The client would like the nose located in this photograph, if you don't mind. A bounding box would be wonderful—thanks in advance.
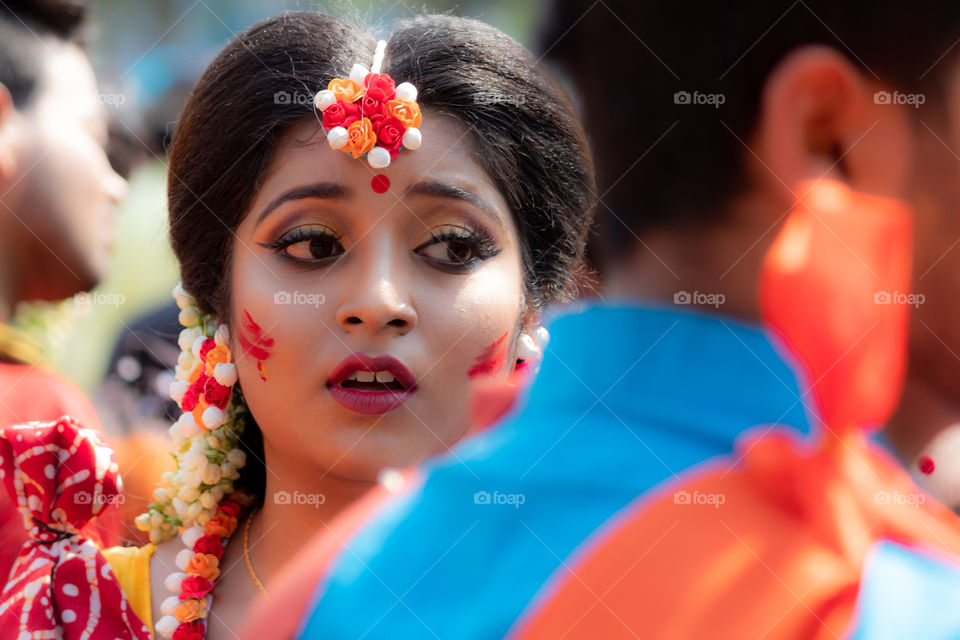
[336,251,417,336]
[104,166,128,205]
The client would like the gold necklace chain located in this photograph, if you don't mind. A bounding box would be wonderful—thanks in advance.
[243,510,268,595]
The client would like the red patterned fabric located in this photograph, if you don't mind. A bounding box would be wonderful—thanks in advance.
[0,363,122,580]
[0,416,151,640]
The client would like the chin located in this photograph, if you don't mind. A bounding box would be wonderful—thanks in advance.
[54,251,107,300]
[322,440,426,483]
[44,272,101,303]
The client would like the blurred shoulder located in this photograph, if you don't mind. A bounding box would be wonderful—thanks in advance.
[0,362,102,430]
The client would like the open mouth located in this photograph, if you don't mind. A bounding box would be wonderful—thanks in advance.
[327,353,418,415]
[338,370,408,392]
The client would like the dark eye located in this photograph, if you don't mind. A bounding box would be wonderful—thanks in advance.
[414,226,500,272]
[419,237,478,264]
[266,226,344,263]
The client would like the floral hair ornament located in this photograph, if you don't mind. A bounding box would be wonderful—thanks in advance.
[313,39,422,169]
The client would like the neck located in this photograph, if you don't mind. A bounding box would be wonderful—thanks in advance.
[603,217,773,322]
[245,447,377,588]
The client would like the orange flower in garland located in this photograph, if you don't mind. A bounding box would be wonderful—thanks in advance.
[204,512,237,538]
[313,40,423,169]
[191,399,208,429]
[174,599,208,623]
[187,364,203,384]
[203,344,231,375]
[185,553,221,582]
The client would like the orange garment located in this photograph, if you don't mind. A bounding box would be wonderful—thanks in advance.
[111,431,177,546]
[508,429,960,640]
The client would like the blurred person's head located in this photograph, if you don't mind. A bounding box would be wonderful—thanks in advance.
[544,0,960,401]
[164,12,594,504]
[0,0,127,313]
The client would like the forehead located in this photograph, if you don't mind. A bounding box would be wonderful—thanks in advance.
[260,111,505,206]
[33,41,102,120]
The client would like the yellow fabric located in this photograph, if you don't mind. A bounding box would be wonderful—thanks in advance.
[102,543,156,639]
[0,322,44,365]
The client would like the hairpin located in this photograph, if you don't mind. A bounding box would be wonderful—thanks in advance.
[313,40,422,169]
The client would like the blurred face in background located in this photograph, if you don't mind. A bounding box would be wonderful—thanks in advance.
[0,40,127,301]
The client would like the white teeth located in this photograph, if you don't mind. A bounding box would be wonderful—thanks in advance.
[343,370,398,384]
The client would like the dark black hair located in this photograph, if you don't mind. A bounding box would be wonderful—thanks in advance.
[542,0,960,265]
[0,0,88,107]
[169,11,594,315]
[167,11,596,497]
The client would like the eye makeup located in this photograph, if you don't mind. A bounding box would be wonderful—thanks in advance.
[261,224,345,263]
[414,223,501,272]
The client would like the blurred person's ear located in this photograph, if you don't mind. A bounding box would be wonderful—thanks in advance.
[0,84,17,181]
[752,45,914,209]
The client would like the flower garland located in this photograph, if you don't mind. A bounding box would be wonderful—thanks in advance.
[314,40,422,169]
[154,496,246,639]
[133,284,255,638]
[134,283,248,545]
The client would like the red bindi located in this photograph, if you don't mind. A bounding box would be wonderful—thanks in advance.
[371,174,391,194]
[918,455,935,475]
[468,332,509,378]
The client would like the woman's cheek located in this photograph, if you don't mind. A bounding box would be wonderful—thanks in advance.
[237,308,275,381]
[468,331,509,378]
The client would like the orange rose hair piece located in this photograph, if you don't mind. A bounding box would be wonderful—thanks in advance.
[313,40,422,169]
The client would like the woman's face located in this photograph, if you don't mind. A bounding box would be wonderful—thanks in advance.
[230,112,528,481]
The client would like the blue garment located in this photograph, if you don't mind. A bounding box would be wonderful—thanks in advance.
[848,540,960,639]
[298,303,816,639]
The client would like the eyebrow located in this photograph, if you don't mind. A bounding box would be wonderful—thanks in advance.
[403,181,500,222]
[256,182,351,224]
[255,180,501,227]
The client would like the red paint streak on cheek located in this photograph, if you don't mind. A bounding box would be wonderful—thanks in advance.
[468,331,509,379]
[239,309,275,381]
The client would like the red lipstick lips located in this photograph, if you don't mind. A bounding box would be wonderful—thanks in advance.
[327,353,417,415]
